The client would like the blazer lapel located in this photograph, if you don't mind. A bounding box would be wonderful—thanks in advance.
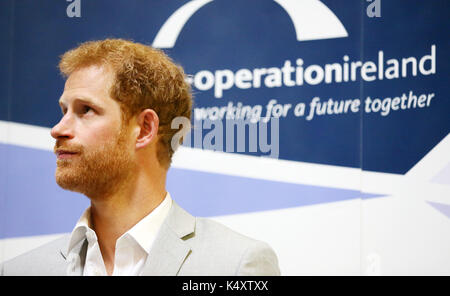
[141,201,196,276]
[60,238,88,276]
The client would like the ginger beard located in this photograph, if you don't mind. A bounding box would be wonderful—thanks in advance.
[54,124,136,199]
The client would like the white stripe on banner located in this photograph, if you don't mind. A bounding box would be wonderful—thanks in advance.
[1,120,449,201]
[0,120,54,151]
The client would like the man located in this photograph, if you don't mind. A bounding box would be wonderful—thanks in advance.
[1,39,280,276]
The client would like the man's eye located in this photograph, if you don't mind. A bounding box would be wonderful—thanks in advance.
[83,106,92,114]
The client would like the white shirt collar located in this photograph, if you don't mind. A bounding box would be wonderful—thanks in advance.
[126,193,172,253]
[67,192,173,256]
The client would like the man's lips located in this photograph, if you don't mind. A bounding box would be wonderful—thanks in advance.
[55,150,79,159]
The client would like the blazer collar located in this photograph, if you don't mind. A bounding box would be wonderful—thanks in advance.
[140,201,195,275]
[60,200,196,276]
[60,237,88,276]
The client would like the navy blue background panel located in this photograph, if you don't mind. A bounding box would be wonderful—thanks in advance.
[0,0,14,121]
[361,0,450,174]
[1,0,449,174]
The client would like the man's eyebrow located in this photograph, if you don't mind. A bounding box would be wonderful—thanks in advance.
[59,97,103,109]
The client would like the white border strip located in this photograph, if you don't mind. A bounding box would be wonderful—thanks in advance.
[0,120,54,151]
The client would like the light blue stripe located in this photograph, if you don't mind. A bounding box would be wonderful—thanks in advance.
[168,168,379,217]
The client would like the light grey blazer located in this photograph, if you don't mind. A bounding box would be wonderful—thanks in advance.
[1,201,280,276]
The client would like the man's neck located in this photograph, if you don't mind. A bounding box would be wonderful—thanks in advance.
[88,170,167,275]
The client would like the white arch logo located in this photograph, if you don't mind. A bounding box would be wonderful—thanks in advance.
[152,0,348,48]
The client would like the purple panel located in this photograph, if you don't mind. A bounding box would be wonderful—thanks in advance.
[427,201,450,219]
[1,143,89,239]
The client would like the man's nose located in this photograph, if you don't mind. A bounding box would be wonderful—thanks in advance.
[50,114,74,140]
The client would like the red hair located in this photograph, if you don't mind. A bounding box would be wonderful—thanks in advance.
[59,39,192,168]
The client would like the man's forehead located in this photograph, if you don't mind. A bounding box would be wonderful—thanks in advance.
[64,64,114,90]
[59,65,114,106]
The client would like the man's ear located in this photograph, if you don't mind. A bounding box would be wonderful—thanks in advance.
[135,109,159,150]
